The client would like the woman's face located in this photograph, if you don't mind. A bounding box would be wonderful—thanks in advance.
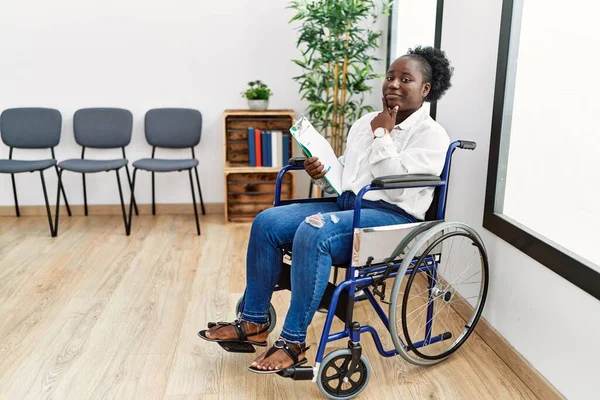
[382,56,431,113]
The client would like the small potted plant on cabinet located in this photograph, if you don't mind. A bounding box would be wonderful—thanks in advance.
[242,80,273,110]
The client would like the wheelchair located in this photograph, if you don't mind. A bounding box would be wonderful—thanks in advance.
[235,140,489,399]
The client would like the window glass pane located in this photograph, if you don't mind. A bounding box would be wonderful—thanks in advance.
[497,0,600,268]
[389,0,438,115]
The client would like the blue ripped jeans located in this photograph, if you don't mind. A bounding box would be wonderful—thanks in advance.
[241,191,417,343]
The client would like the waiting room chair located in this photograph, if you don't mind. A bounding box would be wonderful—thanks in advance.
[127,108,205,236]
[0,107,71,236]
[54,107,137,235]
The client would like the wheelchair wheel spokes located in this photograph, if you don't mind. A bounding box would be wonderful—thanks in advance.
[389,222,489,366]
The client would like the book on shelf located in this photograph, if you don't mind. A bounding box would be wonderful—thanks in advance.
[281,133,290,167]
[261,131,271,167]
[254,128,262,167]
[271,130,282,168]
[246,128,291,168]
[247,127,256,166]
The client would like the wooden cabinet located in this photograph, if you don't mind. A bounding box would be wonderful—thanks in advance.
[223,109,296,222]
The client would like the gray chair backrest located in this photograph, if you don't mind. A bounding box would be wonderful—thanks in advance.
[145,108,202,149]
[0,107,62,149]
[73,108,133,148]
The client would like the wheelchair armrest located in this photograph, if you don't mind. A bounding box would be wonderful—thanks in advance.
[371,174,441,189]
[288,157,306,168]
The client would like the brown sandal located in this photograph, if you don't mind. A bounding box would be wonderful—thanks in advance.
[248,339,310,374]
[198,319,269,347]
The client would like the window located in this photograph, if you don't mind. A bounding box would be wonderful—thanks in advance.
[387,0,444,117]
[485,0,600,300]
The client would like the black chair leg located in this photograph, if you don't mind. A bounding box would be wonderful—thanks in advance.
[152,172,156,215]
[188,169,200,235]
[127,168,138,235]
[193,166,206,215]
[115,169,129,236]
[82,173,88,216]
[39,170,55,237]
[54,169,64,236]
[125,165,139,216]
[55,165,71,217]
[11,173,20,217]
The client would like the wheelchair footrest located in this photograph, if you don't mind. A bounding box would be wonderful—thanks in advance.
[217,341,256,353]
[277,366,314,380]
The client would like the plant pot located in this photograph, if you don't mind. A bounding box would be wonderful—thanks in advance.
[248,99,269,111]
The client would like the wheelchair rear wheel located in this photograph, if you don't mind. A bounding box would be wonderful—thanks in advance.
[317,349,372,400]
[235,296,277,333]
[389,222,489,366]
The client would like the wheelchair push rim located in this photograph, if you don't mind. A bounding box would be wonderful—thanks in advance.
[389,221,489,365]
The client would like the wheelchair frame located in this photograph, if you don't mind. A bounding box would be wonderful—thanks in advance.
[264,140,476,381]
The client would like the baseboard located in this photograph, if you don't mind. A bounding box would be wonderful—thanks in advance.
[452,299,564,399]
[0,202,224,216]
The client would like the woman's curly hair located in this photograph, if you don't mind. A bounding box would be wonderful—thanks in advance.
[406,46,454,102]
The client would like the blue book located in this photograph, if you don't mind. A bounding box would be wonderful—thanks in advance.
[262,131,269,167]
[281,134,290,166]
[266,131,272,166]
[247,127,256,166]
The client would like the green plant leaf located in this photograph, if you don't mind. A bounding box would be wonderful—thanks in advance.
[289,0,387,154]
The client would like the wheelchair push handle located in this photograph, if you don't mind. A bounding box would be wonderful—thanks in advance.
[458,140,476,150]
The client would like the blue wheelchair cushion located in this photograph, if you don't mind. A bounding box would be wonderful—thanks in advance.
[0,159,56,173]
[132,158,198,172]
[58,158,128,173]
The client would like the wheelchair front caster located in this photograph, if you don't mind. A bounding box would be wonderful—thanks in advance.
[317,349,372,400]
[235,296,277,333]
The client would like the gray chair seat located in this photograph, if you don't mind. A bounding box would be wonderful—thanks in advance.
[59,158,128,173]
[0,159,56,173]
[133,158,198,172]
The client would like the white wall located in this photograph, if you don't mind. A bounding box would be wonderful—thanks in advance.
[0,0,386,207]
[437,1,600,398]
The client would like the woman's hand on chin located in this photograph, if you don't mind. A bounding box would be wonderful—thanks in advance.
[370,96,398,133]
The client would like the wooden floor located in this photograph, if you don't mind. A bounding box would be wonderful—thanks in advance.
[0,214,539,400]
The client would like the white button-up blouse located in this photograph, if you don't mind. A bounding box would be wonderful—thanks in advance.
[318,105,450,220]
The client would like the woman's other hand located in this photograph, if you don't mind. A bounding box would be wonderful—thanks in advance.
[304,157,327,179]
[370,96,399,133]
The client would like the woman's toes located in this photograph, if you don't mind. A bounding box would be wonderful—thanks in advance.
[252,353,265,367]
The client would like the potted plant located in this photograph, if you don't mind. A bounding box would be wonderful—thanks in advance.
[289,0,391,156]
[242,80,273,111]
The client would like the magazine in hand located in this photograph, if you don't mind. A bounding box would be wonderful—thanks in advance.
[289,116,343,195]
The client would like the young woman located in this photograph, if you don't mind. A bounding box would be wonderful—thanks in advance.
[200,46,454,374]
